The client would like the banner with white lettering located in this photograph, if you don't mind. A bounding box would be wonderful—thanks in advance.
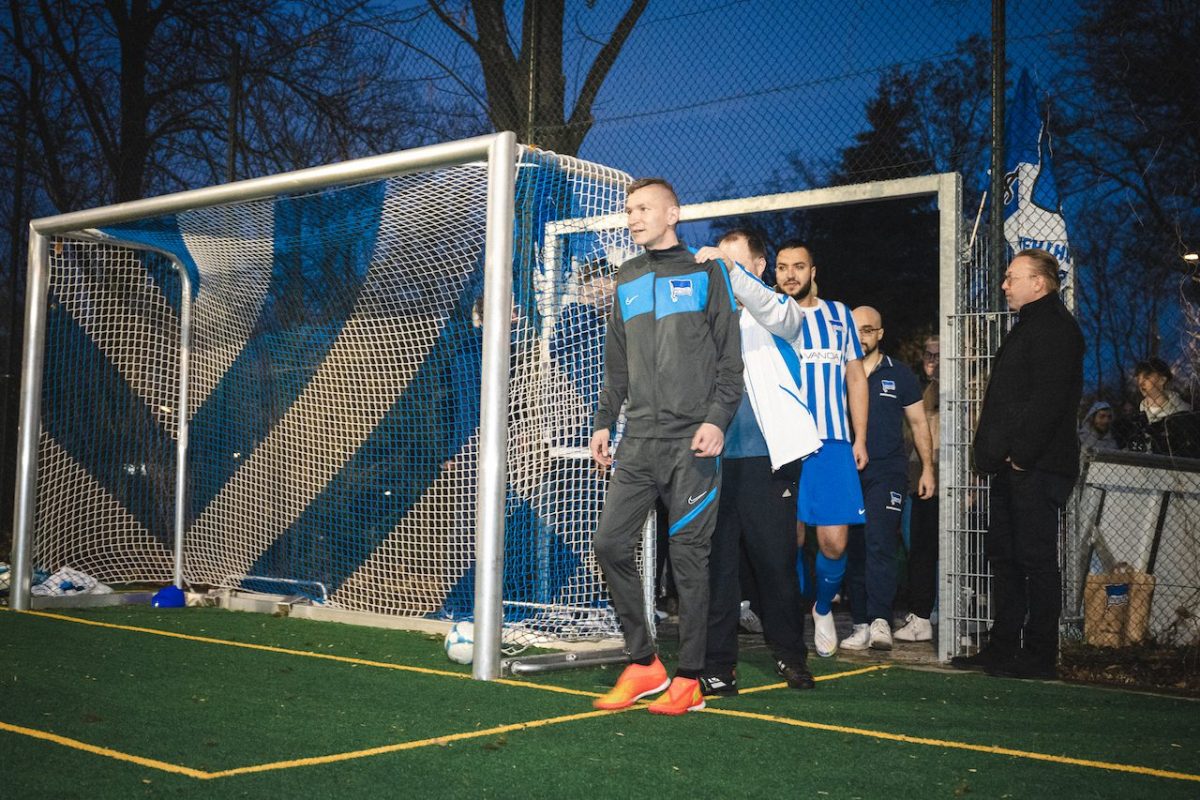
[1003,69,1075,308]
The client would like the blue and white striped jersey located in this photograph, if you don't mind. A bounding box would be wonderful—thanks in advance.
[790,298,863,442]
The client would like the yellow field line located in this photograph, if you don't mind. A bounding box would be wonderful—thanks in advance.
[700,706,1200,784]
[733,662,891,695]
[182,666,902,777]
[7,609,883,700]
[0,721,210,779]
[1,621,1192,786]
[14,609,1189,784]
[8,609,595,699]
[207,707,638,778]
[206,664,908,778]
[0,707,639,781]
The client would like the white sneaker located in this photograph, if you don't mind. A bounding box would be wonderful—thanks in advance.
[840,623,870,651]
[869,618,893,650]
[893,613,933,642]
[738,600,763,634]
[812,607,838,657]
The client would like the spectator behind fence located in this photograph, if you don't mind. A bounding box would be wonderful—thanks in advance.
[1110,399,1141,450]
[1129,358,1193,455]
[956,248,1084,681]
[1078,401,1119,453]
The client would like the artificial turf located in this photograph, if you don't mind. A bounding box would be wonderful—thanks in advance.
[1,606,1196,799]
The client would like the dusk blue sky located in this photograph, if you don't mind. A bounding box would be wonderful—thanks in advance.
[409,0,1087,252]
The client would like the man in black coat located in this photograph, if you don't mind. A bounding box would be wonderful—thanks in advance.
[954,249,1083,680]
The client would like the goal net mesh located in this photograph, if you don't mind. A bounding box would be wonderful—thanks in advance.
[32,147,638,649]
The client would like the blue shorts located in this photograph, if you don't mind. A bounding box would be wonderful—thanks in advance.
[797,440,867,526]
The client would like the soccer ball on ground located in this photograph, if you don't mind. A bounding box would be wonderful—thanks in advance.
[444,621,474,664]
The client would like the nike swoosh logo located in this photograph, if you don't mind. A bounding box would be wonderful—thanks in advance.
[688,491,708,505]
[625,295,637,305]
[857,508,866,515]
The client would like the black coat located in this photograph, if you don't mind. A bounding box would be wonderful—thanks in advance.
[973,292,1085,478]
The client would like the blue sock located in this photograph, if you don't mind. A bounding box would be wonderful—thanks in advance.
[814,552,846,616]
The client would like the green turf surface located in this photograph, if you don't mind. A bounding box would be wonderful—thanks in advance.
[1,606,1196,799]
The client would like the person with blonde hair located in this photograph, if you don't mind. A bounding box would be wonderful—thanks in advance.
[590,178,742,715]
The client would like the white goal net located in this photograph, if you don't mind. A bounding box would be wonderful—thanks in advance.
[22,140,641,656]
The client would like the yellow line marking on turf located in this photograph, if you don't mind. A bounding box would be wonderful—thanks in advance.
[16,611,1190,784]
[8,609,596,699]
[733,663,892,695]
[206,707,638,778]
[0,721,210,779]
[699,706,1200,784]
[0,708,640,781]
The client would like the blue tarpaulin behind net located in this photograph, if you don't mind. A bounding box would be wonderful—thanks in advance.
[52,153,602,618]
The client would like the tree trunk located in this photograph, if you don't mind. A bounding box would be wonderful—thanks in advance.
[114,2,155,203]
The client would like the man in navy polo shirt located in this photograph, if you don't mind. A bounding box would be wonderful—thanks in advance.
[840,306,935,651]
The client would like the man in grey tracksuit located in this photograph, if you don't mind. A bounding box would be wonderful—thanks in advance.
[590,178,742,712]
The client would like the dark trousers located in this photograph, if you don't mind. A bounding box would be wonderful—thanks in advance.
[704,456,807,672]
[594,437,721,672]
[846,466,907,624]
[985,466,1073,662]
[906,493,938,618]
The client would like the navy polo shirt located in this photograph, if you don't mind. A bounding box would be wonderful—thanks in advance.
[863,354,922,471]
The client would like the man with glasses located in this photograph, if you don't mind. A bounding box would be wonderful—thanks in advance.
[840,307,935,651]
[957,249,1083,680]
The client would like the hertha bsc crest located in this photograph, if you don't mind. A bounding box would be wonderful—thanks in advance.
[669,279,693,302]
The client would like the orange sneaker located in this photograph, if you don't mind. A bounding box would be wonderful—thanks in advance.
[647,676,705,716]
[593,658,670,710]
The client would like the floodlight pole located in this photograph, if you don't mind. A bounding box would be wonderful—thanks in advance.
[990,0,1007,306]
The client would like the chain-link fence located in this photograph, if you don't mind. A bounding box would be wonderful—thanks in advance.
[3,0,1198,688]
[1062,449,1200,691]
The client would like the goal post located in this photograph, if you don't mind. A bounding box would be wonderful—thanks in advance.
[11,132,648,680]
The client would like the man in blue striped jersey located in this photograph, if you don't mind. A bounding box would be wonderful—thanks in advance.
[774,240,869,658]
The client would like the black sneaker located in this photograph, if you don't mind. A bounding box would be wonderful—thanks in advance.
[699,672,738,697]
[949,646,1011,672]
[776,659,815,690]
[985,652,1057,681]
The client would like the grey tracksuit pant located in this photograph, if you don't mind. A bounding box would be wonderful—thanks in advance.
[594,436,722,672]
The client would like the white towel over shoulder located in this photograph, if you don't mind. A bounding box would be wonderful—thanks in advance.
[727,264,822,470]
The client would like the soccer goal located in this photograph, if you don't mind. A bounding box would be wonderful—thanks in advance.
[543,174,971,662]
[11,133,652,680]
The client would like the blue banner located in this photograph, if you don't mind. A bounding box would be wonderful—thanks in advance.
[1002,70,1074,305]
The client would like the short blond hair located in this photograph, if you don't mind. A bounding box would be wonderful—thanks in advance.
[627,177,679,206]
